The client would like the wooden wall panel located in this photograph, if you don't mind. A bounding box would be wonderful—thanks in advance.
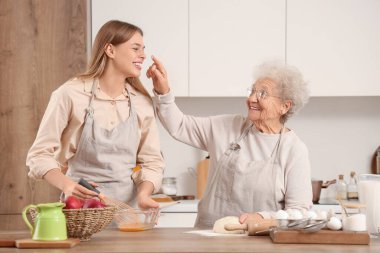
[0,0,87,229]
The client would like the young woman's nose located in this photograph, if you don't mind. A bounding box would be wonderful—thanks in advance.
[140,50,146,61]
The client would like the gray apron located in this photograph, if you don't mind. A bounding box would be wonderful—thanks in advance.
[195,123,283,228]
[66,80,138,205]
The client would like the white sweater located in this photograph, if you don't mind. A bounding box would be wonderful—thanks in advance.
[154,91,313,218]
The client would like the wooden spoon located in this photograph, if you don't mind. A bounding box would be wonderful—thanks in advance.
[341,203,366,209]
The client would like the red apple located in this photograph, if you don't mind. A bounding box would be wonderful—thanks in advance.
[64,195,84,209]
[83,198,106,208]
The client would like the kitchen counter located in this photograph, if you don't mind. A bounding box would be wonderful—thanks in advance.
[164,199,358,214]
[158,199,354,227]
[0,228,379,252]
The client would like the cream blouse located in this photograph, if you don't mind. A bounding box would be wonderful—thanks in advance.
[26,78,164,192]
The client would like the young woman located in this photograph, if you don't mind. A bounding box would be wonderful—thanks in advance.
[27,20,164,209]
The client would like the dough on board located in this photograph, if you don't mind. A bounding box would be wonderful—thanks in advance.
[213,216,245,234]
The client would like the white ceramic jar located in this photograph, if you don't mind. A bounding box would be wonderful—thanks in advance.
[342,214,367,232]
[161,177,177,196]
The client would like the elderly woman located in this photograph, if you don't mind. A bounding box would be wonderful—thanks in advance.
[147,57,312,228]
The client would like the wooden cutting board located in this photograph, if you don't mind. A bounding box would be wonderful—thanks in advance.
[0,233,28,247]
[15,238,80,248]
[152,194,174,202]
[0,239,16,247]
[270,229,370,245]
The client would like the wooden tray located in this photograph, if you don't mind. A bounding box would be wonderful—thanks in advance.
[15,238,80,248]
[270,229,370,245]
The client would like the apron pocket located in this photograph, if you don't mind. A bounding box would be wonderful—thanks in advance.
[215,167,235,201]
[230,170,255,212]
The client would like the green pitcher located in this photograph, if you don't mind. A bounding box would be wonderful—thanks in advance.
[22,202,67,241]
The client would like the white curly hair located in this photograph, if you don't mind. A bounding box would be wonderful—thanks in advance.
[253,61,309,122]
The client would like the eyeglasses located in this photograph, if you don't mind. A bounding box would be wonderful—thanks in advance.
[246,88,281,100]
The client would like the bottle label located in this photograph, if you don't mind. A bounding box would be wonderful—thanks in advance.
[347,192,358,199]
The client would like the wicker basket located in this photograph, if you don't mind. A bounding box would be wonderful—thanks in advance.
[30,205,116,241]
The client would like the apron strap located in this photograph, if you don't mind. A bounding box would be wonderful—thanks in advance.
[270,126,285,210]
[85,79,97,119]
[270,126,284,158]
[236,122,254,143]
[124,84,134,117]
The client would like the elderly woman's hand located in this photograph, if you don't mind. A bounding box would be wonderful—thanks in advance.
[239,213,264,224]
[147,55,170,95]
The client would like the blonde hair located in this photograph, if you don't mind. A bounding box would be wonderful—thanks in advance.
[77,20,150,98]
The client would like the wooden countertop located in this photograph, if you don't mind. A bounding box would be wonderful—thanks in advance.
[0,228,379,252]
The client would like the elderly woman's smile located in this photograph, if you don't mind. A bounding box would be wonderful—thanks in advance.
[249,104,261,111]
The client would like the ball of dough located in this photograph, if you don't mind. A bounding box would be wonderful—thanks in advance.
[213,216,245,234]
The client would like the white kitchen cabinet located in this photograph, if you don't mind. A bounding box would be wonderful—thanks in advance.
[156,213,197,228]
[156,203,345,228]
[91,0,380,97]
[156,200,198,228]
[189,0,286,96]
[287,0,380,96]
[91,0,189,96]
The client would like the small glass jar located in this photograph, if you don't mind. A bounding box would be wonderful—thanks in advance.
[161,177,177,196]
[336,174,347,200]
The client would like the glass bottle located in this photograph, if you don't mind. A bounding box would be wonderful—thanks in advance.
[336,174,347,200]
[347,171,358,200]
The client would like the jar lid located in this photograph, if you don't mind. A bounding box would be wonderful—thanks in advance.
[162,177,176,184]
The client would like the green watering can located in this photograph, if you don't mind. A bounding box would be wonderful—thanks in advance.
[22,202,67,241]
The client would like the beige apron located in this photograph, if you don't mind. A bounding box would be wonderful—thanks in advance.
[195,123,283,228]
[66,80,138,205]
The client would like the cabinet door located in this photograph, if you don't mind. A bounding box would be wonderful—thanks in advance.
[287,0,380,96]
[189,0,285,97]
[156,213,197,228]
[91,0,189,96]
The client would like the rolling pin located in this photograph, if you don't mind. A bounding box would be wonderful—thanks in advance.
[224,219,278,236]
